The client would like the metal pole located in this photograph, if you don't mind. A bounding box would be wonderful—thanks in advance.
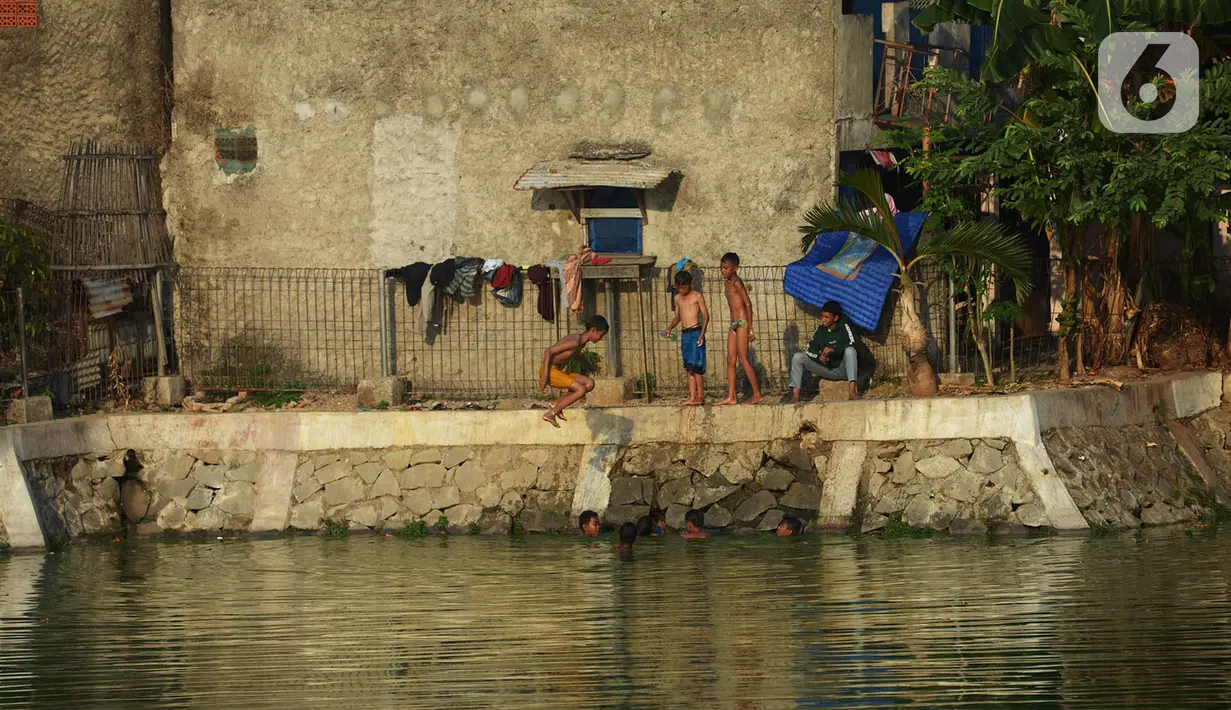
[637,273,650,403]
[17,287,29,397]
[605,279,618,376]
[948,275,958,373]
[152,269,168,376]
[378,270,389,378]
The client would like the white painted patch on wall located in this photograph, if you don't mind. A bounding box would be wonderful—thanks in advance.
[293,101,316,120]
[323,100,351,121]
[466,87,490,112]
[368,115,459,267]
[509,85,530,117]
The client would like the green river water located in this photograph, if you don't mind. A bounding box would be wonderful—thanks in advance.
[1,529,1230,709]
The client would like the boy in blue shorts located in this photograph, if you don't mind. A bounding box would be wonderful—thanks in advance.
[662,271,710,405]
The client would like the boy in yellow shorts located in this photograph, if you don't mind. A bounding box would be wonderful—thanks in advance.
[539,315,609,427]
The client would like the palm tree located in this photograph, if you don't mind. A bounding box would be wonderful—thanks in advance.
[799,168,1033,396]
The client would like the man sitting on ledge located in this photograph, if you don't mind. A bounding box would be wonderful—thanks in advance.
[789,300,870,402]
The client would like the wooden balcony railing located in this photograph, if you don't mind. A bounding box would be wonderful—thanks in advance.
[874,40,970,127]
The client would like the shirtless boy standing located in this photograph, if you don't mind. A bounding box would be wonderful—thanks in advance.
[539,315,609,427]
[716,253,765,405]
[662,270,709,405]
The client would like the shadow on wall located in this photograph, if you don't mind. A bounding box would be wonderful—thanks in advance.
[585,408,634,445]
[529,176,682,216]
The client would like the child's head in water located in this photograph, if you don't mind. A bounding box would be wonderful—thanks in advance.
[681,509,710,538]
[579,510,600,537]
[776,516,803,537]
[650,510,667,536]
[636,515,654,538]
[616,522,638,549]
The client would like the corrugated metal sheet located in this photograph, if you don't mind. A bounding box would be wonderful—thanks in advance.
[81,278,133,319]
[513,160,677,191]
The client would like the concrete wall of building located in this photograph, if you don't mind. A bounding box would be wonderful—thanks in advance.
[162,0,842,269]
[0,0,167,207]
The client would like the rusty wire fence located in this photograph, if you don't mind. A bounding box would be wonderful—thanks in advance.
[2,270,168,421]
[171,264,955,400]
[173,268,383,390]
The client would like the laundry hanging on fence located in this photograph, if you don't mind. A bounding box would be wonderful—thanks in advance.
[482,258,505,275]
[489,264,516,290]
[526,265,556,321]
[429,259,456,289]
[544,259,568,314]
[390,262,431,307]
[447,257,485,299]
[492,267,523,307]
[564,246,595,315]
[414,281,435,335]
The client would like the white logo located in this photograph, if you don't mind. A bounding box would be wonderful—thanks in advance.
[1098,32,1199,134]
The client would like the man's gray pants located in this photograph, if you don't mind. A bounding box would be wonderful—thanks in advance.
[789,346,857,390]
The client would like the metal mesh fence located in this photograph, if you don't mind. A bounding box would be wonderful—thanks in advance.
[174,268,382,390]
[23,257,1229,406]
[175,263,953,400]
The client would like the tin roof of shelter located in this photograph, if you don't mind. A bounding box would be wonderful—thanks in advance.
[513,160,677,191]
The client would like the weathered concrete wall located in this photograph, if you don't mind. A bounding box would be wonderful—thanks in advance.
[163,0,841,268]
[0,0,167,206]
[4,373,1229,546]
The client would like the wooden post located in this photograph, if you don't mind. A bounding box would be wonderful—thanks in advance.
[151,270,168,376]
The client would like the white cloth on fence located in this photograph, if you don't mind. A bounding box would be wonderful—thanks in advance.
[482,259,504,275]
[414,281,434,335]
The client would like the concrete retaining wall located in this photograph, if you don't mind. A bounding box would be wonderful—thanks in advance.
[1,372,1228,550]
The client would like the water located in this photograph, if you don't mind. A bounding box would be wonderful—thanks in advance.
[2,530,1231,709]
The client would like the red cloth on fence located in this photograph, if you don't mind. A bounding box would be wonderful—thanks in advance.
[489,264,516,290]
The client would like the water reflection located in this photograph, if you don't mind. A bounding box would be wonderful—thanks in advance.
[1,531,1230,708]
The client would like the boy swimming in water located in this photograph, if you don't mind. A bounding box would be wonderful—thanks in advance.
[715,253,764,405]
[539,315,609,427]
[680,509,711,539]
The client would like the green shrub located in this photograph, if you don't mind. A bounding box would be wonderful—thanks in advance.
[399,520,428,539]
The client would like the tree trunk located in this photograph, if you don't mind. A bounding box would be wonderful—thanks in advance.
[969,307,994,387]
[1059,255,1076,382]
[1010,325,1016,383]
[899,281,938,396]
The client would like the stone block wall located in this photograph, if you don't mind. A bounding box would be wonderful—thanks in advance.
[20,445,585,538]
[1045,421,1224,528]
[286,446,581,535]
[855,438,1030,534]
[605,439,824,532]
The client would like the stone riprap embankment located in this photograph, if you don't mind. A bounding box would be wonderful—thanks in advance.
[2,372,1229,549]
[856,437,1033,534]
[605,439,823,532]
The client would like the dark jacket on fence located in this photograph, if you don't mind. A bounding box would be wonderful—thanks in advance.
[390,262,431,307]
[806,316,871,368]
[526,265,555,322]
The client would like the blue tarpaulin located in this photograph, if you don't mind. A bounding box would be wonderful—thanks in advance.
[783,212,928,332]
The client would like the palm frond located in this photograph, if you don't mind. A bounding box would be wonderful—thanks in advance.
[919,220,1035,301]
[799,169,903,262]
